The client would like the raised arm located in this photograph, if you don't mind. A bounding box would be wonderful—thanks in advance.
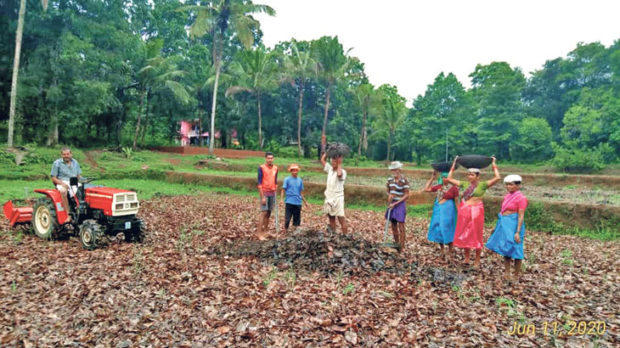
[336,157,343,179]
[486,157,501,188]
[424,171,438,192]
[320,152,327,167]
[443,156,460,186]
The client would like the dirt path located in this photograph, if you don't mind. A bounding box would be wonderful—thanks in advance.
[83,150,104,172]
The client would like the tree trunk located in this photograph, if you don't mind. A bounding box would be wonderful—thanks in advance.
[132,89,146,150]
[386,130,392,161]
[321,82,331,142]
[208,32,221,155]
[297,81,305,156]
[168,109,176,144]
[140,94,150,146]
[46,111,58,146]
[7,0,26,147]
[358,97,368,156]
[257,90,263,149]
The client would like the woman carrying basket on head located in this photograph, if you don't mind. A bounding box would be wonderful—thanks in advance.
[444,156,501,269]
[486,174,528,281]
[425,171,459,261]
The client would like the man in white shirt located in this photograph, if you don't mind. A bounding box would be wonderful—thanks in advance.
[320,152,348,233]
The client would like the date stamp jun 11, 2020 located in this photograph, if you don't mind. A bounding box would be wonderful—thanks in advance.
[506,321,607,337]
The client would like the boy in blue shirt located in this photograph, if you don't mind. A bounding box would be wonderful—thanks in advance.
[280,164,309,233]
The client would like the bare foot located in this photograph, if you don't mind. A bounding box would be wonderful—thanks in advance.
[473,262,480,270]
[256,233,268,241]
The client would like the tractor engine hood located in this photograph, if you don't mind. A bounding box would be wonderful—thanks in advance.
[85,187,140,217]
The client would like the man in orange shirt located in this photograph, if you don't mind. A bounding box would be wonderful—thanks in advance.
[257,152,278,240]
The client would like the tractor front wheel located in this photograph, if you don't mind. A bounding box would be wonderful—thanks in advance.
[79,219,104,250]
[32,198,59,240]
[124,218,146,243]
[136,218,146,243]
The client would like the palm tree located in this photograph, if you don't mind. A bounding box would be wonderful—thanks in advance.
[353,83,379,156]
[7,0,48,146]
[181,0,275,154]
[133,40,189,149]
[312,36,350,146]
[226,46,277,149]
[282,41,317,156]
[372,85,407,161]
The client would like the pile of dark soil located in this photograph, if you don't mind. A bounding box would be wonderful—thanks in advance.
[325,142,350,158]
[210,229,465,286]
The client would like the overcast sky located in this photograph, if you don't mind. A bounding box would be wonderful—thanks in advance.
[255,0,619,105]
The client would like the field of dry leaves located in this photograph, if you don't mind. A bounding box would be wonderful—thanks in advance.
[1,193,618,347]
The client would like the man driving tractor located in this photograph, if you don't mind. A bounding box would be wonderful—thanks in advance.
[50,147,81,223]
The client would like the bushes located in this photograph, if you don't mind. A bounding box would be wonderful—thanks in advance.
[510,117,554,162]
[0,150,15,166]
[551,144,606,173]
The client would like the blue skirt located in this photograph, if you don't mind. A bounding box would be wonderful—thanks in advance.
[427,199,457,244]
[486,213,526,260]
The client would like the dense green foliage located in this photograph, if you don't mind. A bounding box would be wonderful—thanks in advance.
[1,0,618,171]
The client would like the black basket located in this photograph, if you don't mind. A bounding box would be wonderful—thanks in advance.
[457,155,492,169]
[431,161,458,172]
[325,142,350,158]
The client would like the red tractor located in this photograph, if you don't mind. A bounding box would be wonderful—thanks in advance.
[3,177,145,249]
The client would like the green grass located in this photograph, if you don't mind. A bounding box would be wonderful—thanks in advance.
[1,146,618,240]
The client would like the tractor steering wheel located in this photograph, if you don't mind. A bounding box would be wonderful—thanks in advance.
[79,177,98,184]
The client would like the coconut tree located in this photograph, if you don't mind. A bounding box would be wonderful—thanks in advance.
[353,83,380,156]
[282,41,317,156]
[372,85,407,161]
[312,36,351,146]
[181,0,275,154]
[225,46,277,149]
[7,0,48,146]
[133,40,189,149]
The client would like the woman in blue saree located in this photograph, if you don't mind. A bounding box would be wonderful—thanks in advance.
[486,174,528,281]
[425,171,459,261]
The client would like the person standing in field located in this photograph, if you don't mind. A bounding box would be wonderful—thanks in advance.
[385,161,410,252]
[444,156,501,269]
[280,164,309,234]
[257,152,278,240]
[425,171,459,261]
[321,152,348,234]
[486,174,528,281]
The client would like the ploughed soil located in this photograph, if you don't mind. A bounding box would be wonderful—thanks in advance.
[0,194,618,346]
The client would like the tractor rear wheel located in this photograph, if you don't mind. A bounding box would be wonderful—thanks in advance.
[32,198,59,240]
[79,219,104,250]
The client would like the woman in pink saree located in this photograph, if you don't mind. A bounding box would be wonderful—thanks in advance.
[444,156,501,269]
